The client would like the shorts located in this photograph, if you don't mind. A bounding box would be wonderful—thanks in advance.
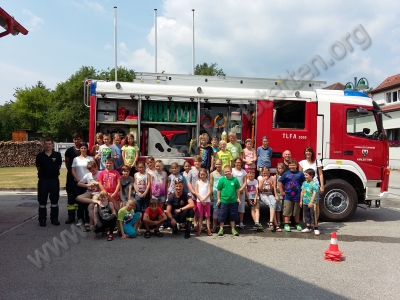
[283,200,300,217]
[238,193,246,213]
[212,207,219,220]
[218,202,239,223]
[154,195,166,203]
[248,198,260,210]
[275,198,283,212]
[260,194,276,210]
[196,201,211,218]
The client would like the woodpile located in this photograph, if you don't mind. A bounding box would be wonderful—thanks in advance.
[0,141,43,167]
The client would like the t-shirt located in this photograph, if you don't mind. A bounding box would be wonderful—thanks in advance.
[301,181,320,205]
[256,146,272,168]
[151,171,167,197]
[120,175,134,201]
[117,206,136,223]
[217,176,240,204]
[98,144,116,170]
[278,170,305,201]
[216,150,233,169]
[98,169,121,194]
[79,172,100,195]
[65,146,80,172]
[71,156,94,180]
[36,151,62,179]
[246,179,258,200]
[113,144,123,170]
[227,142,243,162]
[232,168,247,188]
[167,174,187,195]
[257,175,274,196]
[195,146,213,169]
[212,146,219,156]
[165,191,192,211]
[187,169,200,198]
[299,159,322,184]
[144,206,164,220]
[121,145,139,165]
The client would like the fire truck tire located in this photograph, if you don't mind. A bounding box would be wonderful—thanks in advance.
[319,179,358,222]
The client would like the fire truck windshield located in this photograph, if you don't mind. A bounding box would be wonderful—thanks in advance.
[346,108,380,139]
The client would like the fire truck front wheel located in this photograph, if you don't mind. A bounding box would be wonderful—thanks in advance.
[319,179,358,222]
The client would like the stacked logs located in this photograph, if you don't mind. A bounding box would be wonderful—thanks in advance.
[0,141,43,167]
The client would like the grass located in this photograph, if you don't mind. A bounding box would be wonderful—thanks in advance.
[0,167,67,189]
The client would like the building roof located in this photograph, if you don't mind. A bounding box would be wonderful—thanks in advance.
[371,74,400,94]
[381,102,400,113]
[323,82,345,90]
[0,7,29,37]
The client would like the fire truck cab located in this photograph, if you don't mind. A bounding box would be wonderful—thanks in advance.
[84,73,390,222]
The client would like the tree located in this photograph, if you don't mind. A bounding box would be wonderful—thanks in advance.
[98,66,135,82]
[194,62,225,76]
[0,101,22,141]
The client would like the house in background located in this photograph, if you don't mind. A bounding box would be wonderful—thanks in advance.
[370,74,400,169]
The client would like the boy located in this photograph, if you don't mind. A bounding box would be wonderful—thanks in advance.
[226,131,243,165]
[278,158,305,232]
[98,157,121,210]
[217,165,241,236]
[76,161,101,231]
[299,168,319,233]
[120,165,134,206]
[246,169,262,229]
[195,133,214,172]
[96,133,116,171]
[216,140,233,169]
[187,155,202,230]
[118,199,142,239]
[256,136,273,171]
[211,136,219,156]
[143,197,168,238]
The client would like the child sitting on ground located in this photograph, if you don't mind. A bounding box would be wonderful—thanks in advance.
[117,199,142,239]
[92,191,117,241]
[143,197,168,238]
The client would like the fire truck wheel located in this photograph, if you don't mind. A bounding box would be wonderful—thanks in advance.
[319,179,358,222]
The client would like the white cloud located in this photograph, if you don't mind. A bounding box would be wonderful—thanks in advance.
[104,44,112,50]
[84,1,106,13]
[22,9,44,32]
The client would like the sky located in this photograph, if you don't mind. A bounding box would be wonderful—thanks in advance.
[1,0,400,105]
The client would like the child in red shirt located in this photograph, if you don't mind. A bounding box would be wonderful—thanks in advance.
[143,197,167,238]
[98,157,121,210]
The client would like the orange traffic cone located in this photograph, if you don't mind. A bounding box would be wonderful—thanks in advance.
[324,232,343,262]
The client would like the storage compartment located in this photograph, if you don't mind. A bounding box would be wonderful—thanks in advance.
[97,111,116,122]
[98,100,117,111]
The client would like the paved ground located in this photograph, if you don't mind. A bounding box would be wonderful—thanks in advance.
[0,171,399,299]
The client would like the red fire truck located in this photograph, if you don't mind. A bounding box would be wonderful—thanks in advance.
[84,73,390,221]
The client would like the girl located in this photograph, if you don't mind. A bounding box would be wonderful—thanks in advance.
[256,136,272,172]
[273,162,285,227]
[91,132,103,167]
[187,155,203,231]
[93,191,117,241]
[232,158,247,230]
[195,168,212,236]
[146,156,156,177]
[167,162,185,196]
[180,161,192,192]
[210,159,223,233]
[112,133,123,174]
[71,142,94,230]
[243,138,257,173]
[151,160,167,211]
[121,133,139,177]
[258,166,281,232]
[298,146,324,236]
[134,161,151,214]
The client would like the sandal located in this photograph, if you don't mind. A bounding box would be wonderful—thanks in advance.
[269,222,276,232]
[154,230,163,237]
[196,229,201,236]
[207,229,213,236]
[107,233,114,241]
[275,226,282,232]
[144,231,151,238]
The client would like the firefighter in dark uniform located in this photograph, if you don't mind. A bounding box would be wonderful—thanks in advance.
[64,133,82,224]
[165,178,195,239]
[36,138,62,227]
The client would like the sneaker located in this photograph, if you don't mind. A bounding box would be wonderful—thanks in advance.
[314,229,320,236]
[177,224,180,230]
[253,223,263,229]
[238,224,245,230]
[84,223,90,232]
[211,226,218,233]
[284,224,291,232]
[159,225,164,230]
[296,224,302,231]
[76,219,83,227]
[232,228,239,236]
[218,228,224,236]
[172,227,179,235]
[301,228,313,233]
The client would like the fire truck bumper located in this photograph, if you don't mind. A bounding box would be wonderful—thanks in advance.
[365,191,389,201]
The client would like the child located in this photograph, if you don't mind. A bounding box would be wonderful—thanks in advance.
[227,131,243,165]
[211,136,219,156]
[112,133,123,174]
[278,158,306,232]
[146,156,156,177]
[258,166,281,232]
[210,159,223,233]
[96,133,116,171]
[76,161,101,231]
[91,132,103,165]
[134,161,152,214]
[195,133,214,172]
[299,168,319,233]
[256,136,272,172]
[143,197,168,238]
[151,160,167,214]
[168,162,186,195]
[120,165,134,206]
[180,161,191,192]
[243,138,257,173]
[216,140,233,169]
[117,199,142,238]
[232,158,247,230]
[121,133,140,177]
[92,191,117,241]
[217,165,241,236]
[187,155,202,230]
[98,156,121,210]
[273,162,285,227]
[246,169,261,229]
[195,168,212,236]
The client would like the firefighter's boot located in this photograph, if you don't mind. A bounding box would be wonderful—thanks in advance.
[50,205,60,226]
[38,206,47,227]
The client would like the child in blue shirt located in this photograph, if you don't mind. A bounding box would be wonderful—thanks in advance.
[300,168,319,233]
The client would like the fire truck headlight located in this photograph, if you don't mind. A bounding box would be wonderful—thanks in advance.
[197,87,202,93]
[116,83,121,89]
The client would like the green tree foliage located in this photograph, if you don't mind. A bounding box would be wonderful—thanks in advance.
[98,66,135,82]
[0,101,22,141]
[194,62,225,76]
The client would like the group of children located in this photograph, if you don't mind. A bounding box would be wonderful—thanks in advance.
[72,131,320,241]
